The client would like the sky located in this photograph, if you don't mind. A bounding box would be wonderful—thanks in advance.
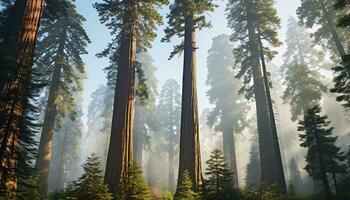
[75,0,301,125]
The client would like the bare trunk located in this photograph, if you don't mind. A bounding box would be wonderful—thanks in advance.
[168,89,175,192]
[245,1,286,193]
[0,0,45,190]
[104,10,137,195]
[133,104,143,168]
[177,16,203,191]
[223,127,239,188]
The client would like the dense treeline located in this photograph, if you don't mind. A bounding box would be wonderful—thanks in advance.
[0,0,349,200]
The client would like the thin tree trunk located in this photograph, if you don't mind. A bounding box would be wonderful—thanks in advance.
[257,29,286,193]
[177,15,203,191]
[133,104,143,168]
[104,7,137,195]
[245,0,286,193]
[0,0,45,190]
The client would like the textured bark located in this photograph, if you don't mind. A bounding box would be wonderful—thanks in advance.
[0,0,45,190]
[133,104,143,167]
[245,1,286,193]
[104,11,137,195]
[36,30,66,198]
[177,16,203,191]
[257,30,287,193]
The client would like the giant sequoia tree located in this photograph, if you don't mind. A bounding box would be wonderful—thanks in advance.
[206,34,249,188]
[282,17,327,121]
[34,2,89,197]
[226,0,286,192]
[94,0,166,195]
[157,79,181,191]
[162,0,216,190]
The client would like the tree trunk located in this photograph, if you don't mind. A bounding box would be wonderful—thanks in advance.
[133,104,143,168]
[223,127,239,188]
[168,88,175,192]
[245,1,286,193]
[104,9,137,196]
[177,15,203,191]
[257,29,287,193]
[0,0,45,190]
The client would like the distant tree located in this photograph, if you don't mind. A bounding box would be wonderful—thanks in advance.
[68,154,113,200]
[206,34,249,188]
[297,0,348,59]
[117,161,152,200]
[174,170,199,200]
[288,158,303,193]
[298,105,347,199]
[162,0,217,190]
[282,17,327,121]
[226,0,286,192]
[204,149,239,200]
[94,0,167,195]
[245,137,261,189]
[157,79,181,191]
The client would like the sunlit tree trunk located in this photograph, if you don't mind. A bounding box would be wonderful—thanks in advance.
[222,127,239,188]
[177,15,203,191]
[0,0,45,190]
[104,8,137,195]
[245,0,286,193]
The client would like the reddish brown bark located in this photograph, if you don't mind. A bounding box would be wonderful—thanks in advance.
[0,0,45,190]
[177,16,203,191]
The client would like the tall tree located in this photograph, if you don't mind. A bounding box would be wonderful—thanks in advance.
[48,101,84,192]
[94,0,166,195]
[298,105,347,199]
[282,17,327,121]
[34,2,89,197]
[162,0,216,190]
[245,134,260,189]
[157,79,181,191]
[226,0,286,192]
[133,52,158,168]
[206,34,249,188]
[297,0,348,59]
[288,158,303,193]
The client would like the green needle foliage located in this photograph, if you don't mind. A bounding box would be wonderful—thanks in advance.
[335,0,350,28]
[174,170,199,200]
[298,105,347,199]
[203,149,239,200]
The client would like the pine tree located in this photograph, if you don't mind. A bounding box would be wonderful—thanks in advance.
[288,158,303,193]
[157,79,181,191]
[117,161,152,200]
[297,0,348,59]
[94,0,167,195]
[204,149,238,200]
[34,2,89,197]
[162,0,217,191]
[226,0,286,192]
[206,34,249,189]
[298,105,347,199]
[282,17,327,121]
[175,170,199,200]
[68,154,113,200]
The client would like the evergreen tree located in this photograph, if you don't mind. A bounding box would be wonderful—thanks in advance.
[174,170,199,200]
[157,79,181,191]
[282,17,327,121]
[288,158,303,193]
[162,0,217,190]
[34,2,89,197]
[335,0,350,29]
[226,0,286,192]
[204,149,238,200]
[94,0,167,195]
[68,154,113,200]
[245,136,261,189]
[206,34,249,188]
[117,161,152,200]
[297,0,348,59]
[298,105,347,199]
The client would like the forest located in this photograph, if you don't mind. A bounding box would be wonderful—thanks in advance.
[0,0,349,199]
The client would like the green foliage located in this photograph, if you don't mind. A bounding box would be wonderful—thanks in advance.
[226,0,281,99]
[117,161,152,200]
[330,56,350,111]
[335,0,350,28]
[206,34,249,134]
[203,149,239,200]
[67,154,113,200]
[162,0,217,59]
[175,170,199,200]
